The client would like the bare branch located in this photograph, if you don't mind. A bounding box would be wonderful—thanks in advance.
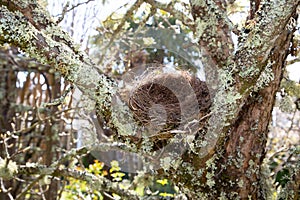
[287,58,300,65]
[56,0,96,23]
[98,0,144,64]
[18,164,139,199]
[15,174,44,200]
[0,1,116,129]
[145,0,195,31]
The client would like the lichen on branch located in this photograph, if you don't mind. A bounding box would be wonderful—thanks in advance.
[0,2,139,152]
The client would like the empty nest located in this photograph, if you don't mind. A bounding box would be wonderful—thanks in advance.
[127,71,211,134]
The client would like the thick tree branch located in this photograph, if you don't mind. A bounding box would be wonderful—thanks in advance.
[176,1,300,198]
[0,1,136,138]
[190,0,234,68]
[213,1,300,198]
[195,0,299,145]
[236,0,300,94]
[0,47,52,73]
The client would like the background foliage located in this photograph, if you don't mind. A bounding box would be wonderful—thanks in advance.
[0,0,299,199]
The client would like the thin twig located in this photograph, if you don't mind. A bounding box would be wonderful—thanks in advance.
[98,0,144,65]
[15,174,45,200]
[18,164,139,199]
[56,0,95,23]
[145,0,195,31]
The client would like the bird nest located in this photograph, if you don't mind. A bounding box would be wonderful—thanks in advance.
[126,70,211,134]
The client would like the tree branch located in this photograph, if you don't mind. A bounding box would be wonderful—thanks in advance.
[56,0,95,23]
[248,0,261,20]
[18,164,139,199]
[98,0,144,64]
[187,0,299,161]
[0,47,51,73]
[145,0,195,31]
[190,0,234,68]
[236,0,300,94]
[0,1,135,137]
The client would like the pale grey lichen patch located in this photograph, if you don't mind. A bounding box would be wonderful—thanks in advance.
[239,65,259,78]
[0,5,139,151]
[0,8,36,44]
[30,3,91,63]
[212,89,241,117]
[140,136,153,154]
[233,147,244,169]
[191,0,205,7]
[258,160,275,199]
[205,156,217,188]
[194,18,215,41]
[42,24,73,43]
[110,97,136,137]
[42,23,88,60]
[218,68,236,90]
[218,192,229,200]
[0,6,54,66]
[244,34,263,49]
[160,156,172,171]
[237,179,244,188]
[0,158,18,180]
[254,60,275,91]
[206,172,215,188]
[13,0,30,9]
[245,159,259,180]
[238,1,296,62]
[279,95,295,113]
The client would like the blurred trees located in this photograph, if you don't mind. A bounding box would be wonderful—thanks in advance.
[0,0,299,199]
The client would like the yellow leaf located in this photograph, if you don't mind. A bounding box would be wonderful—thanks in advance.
[156,179,168,186]
[159,192,174,197]
[159,9,168,16]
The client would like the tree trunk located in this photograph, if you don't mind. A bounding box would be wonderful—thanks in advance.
[0,0,299,199]
[0,49,18,200]
[215,29,293,199]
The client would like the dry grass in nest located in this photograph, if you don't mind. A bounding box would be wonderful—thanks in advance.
[127,70,211,135]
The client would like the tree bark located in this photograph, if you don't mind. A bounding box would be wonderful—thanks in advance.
[0,50,18,200]
[216,28,294,199]
[0,0,299,199]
